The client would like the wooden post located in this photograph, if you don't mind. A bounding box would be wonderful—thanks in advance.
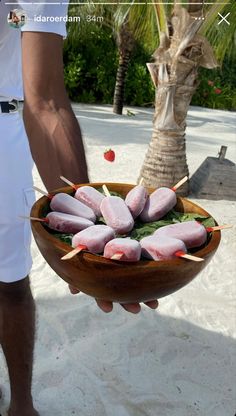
[218,146,227,161]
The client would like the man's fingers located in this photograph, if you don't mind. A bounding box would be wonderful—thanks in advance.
[96,299,113,313]
[121,303,141,314]
[144,300,159,309]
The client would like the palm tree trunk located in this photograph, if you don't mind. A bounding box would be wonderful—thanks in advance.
[138,74,197,195]
[113,51,131,115]
[113,22,135,115]
[138,5,217,196]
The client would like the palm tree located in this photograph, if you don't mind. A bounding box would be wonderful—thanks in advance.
[112,3,157,114]
[112,19,136,114]
[138,0,235,195]
[65,1,156,115]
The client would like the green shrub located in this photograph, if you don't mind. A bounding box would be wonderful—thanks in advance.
[63,25,117,103]
[63,23,154,106]
[191,57,236,110]
[125,62,154,106]
[64,52,85,94]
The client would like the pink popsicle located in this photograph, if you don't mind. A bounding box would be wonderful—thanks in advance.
[154,220,207,248]
[140,235,187,260]
[74,186,105,217]
[100,196,134,234]
[72,224,115,254]
[50,193,96,222]
[125,185,148,219]
[140,187,177,222]
[46,212,93,234]
[104,238,141,262]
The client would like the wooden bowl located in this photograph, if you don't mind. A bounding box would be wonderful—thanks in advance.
[31,183,221,303]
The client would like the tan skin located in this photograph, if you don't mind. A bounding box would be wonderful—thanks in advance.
[0,32,158,416]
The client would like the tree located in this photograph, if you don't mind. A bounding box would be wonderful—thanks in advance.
[112,2,157,114]
[112,19,136,114]
[138,0,235,195]
[65,1,156,114]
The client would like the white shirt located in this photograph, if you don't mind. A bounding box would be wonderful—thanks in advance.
[0,1,68,101]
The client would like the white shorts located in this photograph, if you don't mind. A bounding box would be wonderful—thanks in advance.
[0,111,35,283]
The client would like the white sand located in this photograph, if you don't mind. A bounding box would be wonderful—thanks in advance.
[0,105,235,416]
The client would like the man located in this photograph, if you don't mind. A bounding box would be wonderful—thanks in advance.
[0,2,158,415]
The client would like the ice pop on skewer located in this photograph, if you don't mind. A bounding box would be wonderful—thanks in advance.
[140,236,204,262]
[125,185,148,219]
[101,196,134,234]
[50,193,96,222]
[154,220,207,248]
[100,185,134,234]
[34,186,96,222]
[140,176,188,223]
[75,186,105,217]
[46,212,93,233]
[20,212,94,234]
[104,238,141,262]
[154,220,233,249]
[61,225,115,260]
[60,176,105,217]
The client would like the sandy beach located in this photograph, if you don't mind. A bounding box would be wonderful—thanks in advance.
[0,104,235,416]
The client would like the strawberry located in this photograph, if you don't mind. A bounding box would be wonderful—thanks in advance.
[104,149,115,162]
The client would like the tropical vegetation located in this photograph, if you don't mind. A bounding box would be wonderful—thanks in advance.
[64,0,236,194]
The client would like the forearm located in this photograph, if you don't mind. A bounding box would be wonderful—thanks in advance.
[23,97,89,192]
[21,32,89,191]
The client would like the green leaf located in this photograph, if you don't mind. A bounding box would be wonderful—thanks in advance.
[53,233,73,245]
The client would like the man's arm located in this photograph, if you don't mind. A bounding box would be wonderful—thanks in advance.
[22,32,158,313]
[21,32,89,191]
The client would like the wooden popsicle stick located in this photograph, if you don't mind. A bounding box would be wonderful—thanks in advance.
[110,252,124,260]
[207,224,232,232]
[60,175,78,190]
[61,244,87,261]
[33,186,53,200]
[171,176,188,192]
[19,215,49,223]
[175,250,204,262]
[139,177,145,186]
[102,184,111,197]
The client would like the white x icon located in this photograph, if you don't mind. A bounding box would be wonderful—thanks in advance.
[218,12,230,25]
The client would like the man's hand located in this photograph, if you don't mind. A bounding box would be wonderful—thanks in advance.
[69,285,158,314]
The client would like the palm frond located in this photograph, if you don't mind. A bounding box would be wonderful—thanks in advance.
[152,1,169,38]
[200,1,236,62]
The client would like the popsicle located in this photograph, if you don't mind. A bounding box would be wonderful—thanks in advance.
[46,212,93,233]
[154,220,232,249]
[60,176,105,217]
[20,212,94,234]
[100,186,134,234]
[125,185,148,219]
[74,186,105,217]
[104,238,141,262]
[34,186,96,222]
[154,220,207,248]
[61,224,115,260]
[140,235,204,262]
[50,193,96,223]
[140,176,188,223]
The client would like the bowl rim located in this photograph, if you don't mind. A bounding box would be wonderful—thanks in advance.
[31,182,221,267]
